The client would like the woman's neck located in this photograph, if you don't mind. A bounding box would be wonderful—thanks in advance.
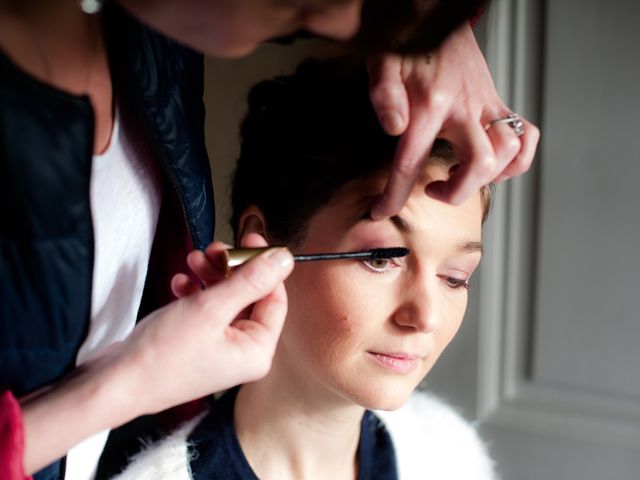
[234,353,366,480]
[0,0,114,154]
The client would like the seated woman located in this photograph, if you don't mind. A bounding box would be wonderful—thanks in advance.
[108,57,495,480]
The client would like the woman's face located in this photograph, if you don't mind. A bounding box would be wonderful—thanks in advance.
[278,163,484,410]
[119,0,363,57]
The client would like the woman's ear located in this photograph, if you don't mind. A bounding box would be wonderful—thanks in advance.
[237,206,269,248]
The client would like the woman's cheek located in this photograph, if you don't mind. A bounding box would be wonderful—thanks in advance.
[433,300,468,356]
[286,267,351,337]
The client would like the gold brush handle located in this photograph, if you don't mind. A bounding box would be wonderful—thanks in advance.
[222,247,272,273]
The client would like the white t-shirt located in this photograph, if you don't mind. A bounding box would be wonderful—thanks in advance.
[64,105,162,480]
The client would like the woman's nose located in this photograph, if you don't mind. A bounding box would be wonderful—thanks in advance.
[302,1,363,41]
[391,282,441,334]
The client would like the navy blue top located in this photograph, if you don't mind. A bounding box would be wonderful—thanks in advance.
[1,5,213,479]
[187,388,398,480]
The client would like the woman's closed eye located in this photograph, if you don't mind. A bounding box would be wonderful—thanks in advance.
[438,274,470,290]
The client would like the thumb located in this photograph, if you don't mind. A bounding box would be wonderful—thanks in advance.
[209,247,294,318]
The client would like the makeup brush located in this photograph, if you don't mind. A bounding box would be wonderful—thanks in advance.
[223,247,410,273]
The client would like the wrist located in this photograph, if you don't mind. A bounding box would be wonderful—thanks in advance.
[83,341,152,425]
[19,344,147,473]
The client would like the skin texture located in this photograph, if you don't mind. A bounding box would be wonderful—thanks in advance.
[226,162,483,479]
[118,0,364,57]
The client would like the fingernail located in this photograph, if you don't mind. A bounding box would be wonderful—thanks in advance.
[380,112,403,135]
[369,205,385,221]
[207,241,232,251]
[264,247,294,270]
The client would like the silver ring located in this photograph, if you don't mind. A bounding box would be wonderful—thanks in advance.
[484,113,525,137]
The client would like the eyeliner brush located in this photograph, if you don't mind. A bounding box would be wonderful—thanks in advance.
[223,247,409,273]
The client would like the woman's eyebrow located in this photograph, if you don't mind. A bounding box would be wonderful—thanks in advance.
[388,215,483,254]
[357,210,483,253]
[390,217,483,256]
[461,241,483,254]
[356,205,482,253]
[356,208,413,233]
[389,215,414,233]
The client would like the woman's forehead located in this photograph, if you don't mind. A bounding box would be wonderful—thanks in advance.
[335,161,450,203]
[317,163,482,231]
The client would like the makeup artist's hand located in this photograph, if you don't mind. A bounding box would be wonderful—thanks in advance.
[170,241,233,297]
[20,245,293,473]
[127,245,293,413]
[170,234,272,297]
[367,21,539,218]
[21,243,293,474]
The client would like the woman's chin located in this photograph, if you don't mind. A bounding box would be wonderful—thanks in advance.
[367,395,410,412]
[347,384,414,412]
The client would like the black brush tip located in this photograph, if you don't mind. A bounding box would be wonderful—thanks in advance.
[369,247,410,259]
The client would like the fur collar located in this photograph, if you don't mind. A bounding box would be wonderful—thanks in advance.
[375,392,496,479]
[111,392,496,480]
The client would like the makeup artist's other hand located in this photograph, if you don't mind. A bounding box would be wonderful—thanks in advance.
[367,21,539,218]
[121,245,293,415]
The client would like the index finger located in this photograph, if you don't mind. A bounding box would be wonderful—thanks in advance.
[367,54,409,136]
[370,107,444,220]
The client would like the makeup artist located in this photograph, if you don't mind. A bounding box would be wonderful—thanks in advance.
[0,1,538,479]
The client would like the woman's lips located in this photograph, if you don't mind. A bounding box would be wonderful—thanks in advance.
[367,352,422,374]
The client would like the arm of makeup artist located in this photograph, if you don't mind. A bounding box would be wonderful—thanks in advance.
[17,248,293,475]
[368,21,540,219]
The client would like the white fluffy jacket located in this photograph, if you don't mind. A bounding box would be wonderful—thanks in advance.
[112,392,496,480]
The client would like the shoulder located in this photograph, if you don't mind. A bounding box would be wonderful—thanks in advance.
[374,391,497,480]
[109,412,205,480]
